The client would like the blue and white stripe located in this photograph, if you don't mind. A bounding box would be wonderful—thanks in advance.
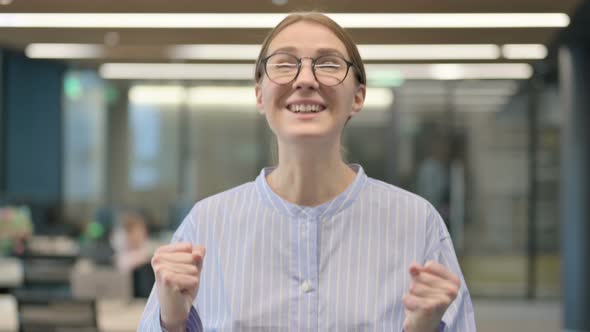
[138,164,476,331]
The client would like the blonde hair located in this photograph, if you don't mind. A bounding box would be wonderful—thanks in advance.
[254,12,366,86]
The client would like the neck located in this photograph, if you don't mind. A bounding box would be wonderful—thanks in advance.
[266,140,356,206]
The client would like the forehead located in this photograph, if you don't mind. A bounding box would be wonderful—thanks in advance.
[267,21,349,57]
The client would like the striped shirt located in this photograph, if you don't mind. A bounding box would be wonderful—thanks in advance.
[138,164,476,331]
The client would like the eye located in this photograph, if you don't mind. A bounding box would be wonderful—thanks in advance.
[315,56,345,71]
[316,63,341,69]
[266,54,299,75]
[272,62,297,69]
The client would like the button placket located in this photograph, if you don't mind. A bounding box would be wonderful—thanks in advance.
[299,280,312,293]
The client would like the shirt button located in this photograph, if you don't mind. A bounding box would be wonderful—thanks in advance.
[300,280,312,293]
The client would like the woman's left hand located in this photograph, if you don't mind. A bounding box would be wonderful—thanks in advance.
[402,260,461,332]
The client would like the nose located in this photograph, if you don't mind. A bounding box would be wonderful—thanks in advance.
[293,58,319,89]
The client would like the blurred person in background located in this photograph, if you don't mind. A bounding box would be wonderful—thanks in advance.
[111,209,155,273]
[110,208,157,297]
[139,12,475,332]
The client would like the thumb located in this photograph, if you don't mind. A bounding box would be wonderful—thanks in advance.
[192,246,206,263]
[409,263,422,277]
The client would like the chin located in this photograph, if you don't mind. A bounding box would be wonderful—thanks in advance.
[281,128,338,143]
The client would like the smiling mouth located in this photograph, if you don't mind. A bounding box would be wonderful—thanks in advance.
[287,104,326,113]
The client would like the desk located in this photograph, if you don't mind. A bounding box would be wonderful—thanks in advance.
[0,257,23,288]
[97,299,146,332]
[0,294,18,332]
[26,235,79,257]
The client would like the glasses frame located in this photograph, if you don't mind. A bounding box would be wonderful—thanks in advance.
[262,52,358,87]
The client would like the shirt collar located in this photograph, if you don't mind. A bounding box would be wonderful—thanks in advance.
[255,164,367,220]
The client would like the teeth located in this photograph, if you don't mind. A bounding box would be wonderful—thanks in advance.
[289,104,323,113]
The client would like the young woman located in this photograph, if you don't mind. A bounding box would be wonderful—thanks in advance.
[139,12,475,332]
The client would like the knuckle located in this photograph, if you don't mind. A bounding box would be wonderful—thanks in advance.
[155,266,168,280]
[402,294,411,304]
[422,303,435,315]
[186,264,196,273]
[190,278,199,289]
[161,271,172,286]
[151,255,160,266]
[447,287,458,299]
[439,297,452,310]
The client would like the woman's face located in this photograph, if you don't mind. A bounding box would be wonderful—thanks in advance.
[255,21,365,144]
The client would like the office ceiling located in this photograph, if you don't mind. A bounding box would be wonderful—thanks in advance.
[0,0,583,67]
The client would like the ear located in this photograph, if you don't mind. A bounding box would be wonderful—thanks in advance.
[349,84,366,118]
[255,83,265,114]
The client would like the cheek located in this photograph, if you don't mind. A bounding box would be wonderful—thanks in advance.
[259,89,279,127]
[334,90,355,111]
[261,86,287,110]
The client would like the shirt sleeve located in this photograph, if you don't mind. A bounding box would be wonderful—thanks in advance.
[424,206,477,332]
[136,210,204,332]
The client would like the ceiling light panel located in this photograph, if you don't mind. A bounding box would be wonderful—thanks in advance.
[359,44,500,60]
[100,62,533,81]
[0,13,570,28]
[30,43,540,61]
[26,43,104,59]
[100,63,254,80]
[501,44,548,59]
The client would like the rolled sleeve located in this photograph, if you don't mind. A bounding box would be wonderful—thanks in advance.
[159,306,202,332]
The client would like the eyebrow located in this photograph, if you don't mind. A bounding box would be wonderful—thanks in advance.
[271,46,347,58]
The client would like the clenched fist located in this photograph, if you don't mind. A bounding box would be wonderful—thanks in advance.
[151,242,206,331]
[402,260,460,332]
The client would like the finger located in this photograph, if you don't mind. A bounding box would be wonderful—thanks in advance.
[412,270,445,286]
[409,280,458,300]
[402,293,421,312]
[403,293,443,315]
[413,271,460,295]
[192,245,206,263]
[191,254,205,271]
[157,242,193,254]
[424,260,460,286]
[156,262,199,276]
[408,262,423,277]
[153,252,196,264]
[159,270,199,292]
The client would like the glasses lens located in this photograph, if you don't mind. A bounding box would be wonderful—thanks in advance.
[265,53,299,84]
[314,55,349,86]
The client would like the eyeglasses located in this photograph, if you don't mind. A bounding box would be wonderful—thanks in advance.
[262,52,357,87]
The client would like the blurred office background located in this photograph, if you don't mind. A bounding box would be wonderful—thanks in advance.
[0,1,589,331]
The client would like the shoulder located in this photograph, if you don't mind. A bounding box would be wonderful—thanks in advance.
[172,181,257,240]
[191,181,257,214]
[364,176,447,239]
[364,176,434,212]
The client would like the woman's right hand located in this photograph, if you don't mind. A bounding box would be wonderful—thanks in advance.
[151,242,206,331]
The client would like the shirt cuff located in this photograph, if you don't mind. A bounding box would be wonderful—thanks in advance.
[402,321,446,332]
[160,306,203,332]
